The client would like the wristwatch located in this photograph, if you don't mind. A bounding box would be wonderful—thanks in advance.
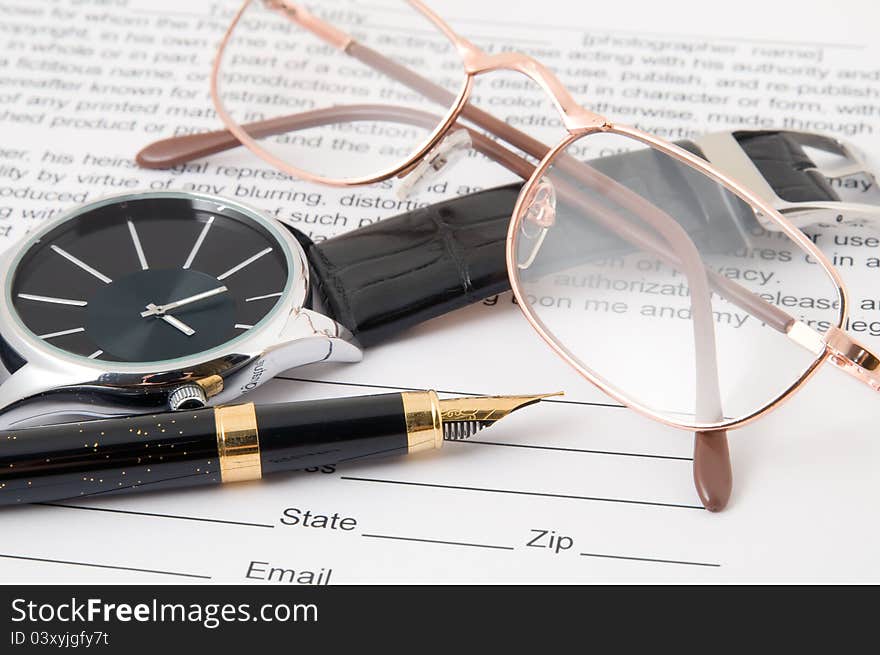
[0,128,867,427]
[0,187,515,427]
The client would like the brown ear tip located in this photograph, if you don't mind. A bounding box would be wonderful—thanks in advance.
[693,429,733,513]
[699,487,731,512]
[135,145,171,170]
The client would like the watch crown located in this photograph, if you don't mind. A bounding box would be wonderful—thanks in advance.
[168,384,208,411]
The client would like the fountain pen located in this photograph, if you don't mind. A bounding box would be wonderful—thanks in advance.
[0,391,555,506]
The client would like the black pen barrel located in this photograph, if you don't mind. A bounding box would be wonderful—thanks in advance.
[257,393,410,474]
[0,392,441,506]
[0,409,220,506]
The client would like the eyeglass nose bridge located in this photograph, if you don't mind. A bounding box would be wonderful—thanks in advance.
[455,41,607,133]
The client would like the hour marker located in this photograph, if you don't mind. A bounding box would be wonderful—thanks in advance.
[18,293,87,307]
[245,292,283,303]
[88,350,104,359]
[39,327,85,340]
[127,220,149,270]
[234,324,253,330]
[183,216,214,269]
[51,245,112,284]
[217,247,272,281]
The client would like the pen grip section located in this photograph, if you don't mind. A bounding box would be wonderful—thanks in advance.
[257,393,410,474]
[0,409,219,505]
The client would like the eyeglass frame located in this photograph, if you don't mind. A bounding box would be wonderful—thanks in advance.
[137,0,880,511]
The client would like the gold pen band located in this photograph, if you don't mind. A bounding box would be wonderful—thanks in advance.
[215,402,262,483]
[401,391,443,454]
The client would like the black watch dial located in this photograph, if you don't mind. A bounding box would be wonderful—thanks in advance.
[10,196,290,363]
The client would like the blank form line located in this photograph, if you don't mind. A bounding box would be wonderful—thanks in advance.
[444,13,864,50]
[275,377,625,410]
[0,553,212,580]
[341,477,705,510]
[448,439,692,462]
[369,21,554,46]
[580,552,720,568]
[129,8,211,20]
[362,533,515,551]
[130,2,859,50]
[279,377,715,420]
[60,471,221,500]
[36,502,276,528]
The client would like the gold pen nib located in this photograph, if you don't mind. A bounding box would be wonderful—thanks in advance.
[438,392,562,440]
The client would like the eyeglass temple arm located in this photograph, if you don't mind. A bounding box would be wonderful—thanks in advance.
[543,158,731,509]
[136,102,795,336]
[135,103,536,177]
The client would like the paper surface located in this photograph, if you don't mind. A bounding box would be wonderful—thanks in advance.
[0,0,879,584]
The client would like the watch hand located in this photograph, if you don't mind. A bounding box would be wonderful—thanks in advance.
[160,314,195,337]
[140,285,228,317]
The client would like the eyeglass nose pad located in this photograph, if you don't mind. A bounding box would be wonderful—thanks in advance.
[517,177,557,270]
[396,129,473,199]
[525,178,557,228]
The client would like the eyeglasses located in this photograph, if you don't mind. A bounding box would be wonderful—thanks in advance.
[137,0,880,512]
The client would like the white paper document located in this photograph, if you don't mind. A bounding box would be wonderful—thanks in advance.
[0,0,879,584]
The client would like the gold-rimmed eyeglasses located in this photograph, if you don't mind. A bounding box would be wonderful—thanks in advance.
[137,0,880,512]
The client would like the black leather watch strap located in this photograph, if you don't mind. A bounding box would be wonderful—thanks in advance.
[302,130,837,348]
[306,185,520,347]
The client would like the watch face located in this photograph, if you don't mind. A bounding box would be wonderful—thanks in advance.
[9,195,291,364]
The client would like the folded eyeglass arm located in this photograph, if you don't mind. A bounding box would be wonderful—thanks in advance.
[137,103,795,336]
